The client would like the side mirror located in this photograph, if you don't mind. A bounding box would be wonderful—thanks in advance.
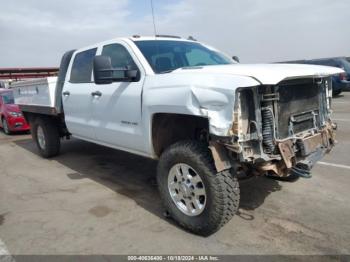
[93,56,113,85]
[126,69,138,79]
[232,56,240,63]
[93,56,139,84]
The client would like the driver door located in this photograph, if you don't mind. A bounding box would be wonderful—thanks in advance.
[91,41,146,153]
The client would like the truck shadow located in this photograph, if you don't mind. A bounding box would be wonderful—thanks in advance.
[15,138,282,223]
[237,177,282,220]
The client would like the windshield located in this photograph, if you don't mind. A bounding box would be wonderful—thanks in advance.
[2,92,14,104]
[134,40,234,73]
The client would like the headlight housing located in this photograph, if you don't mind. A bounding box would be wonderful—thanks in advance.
[8,111,22,117]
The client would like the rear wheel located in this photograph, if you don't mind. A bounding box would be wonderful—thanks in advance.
[2,118,10,135]
[31,117,61,158]
[157,141,240,236]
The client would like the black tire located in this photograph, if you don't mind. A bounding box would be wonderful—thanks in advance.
[2,118,11,135]
[31,117,61,158]
[333,89,342,96]
[157,140,240,236]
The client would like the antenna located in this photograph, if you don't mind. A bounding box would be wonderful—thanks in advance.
[150,0,157,37]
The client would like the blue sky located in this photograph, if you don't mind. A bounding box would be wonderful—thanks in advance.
[0,0,349,66]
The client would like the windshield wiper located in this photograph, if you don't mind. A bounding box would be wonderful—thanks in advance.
[159,69,176,74]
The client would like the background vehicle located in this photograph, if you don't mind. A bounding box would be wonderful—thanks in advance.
[12,36,342,235]
[0,88,30,134]
[281,57,350,96]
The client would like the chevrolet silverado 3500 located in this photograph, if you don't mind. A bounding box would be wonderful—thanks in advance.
[13,36,341,235]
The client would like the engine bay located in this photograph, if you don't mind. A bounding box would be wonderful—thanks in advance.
[226,77,336,177]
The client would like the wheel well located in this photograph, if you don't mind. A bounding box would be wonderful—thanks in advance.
[152,113,209,157]
[22,112,35,125]
[0,115,4,127]
[23,112,69,137]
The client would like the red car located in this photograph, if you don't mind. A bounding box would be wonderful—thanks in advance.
[0,88,30,134]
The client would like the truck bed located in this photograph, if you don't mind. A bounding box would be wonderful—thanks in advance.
[12,77,60,115]
[11,50,75,116]
[12,77,58,107]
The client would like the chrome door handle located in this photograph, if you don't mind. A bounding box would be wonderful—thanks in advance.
[91,91,102,97]
[62,91,70,96]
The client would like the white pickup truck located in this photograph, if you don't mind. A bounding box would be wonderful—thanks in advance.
[13,35,341,235]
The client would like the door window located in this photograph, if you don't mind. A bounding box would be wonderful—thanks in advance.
[101,44,138,79]
[185,48,218,66]
[70,48,97,83]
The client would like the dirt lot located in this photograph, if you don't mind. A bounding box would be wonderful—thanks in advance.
[0,93,350,256]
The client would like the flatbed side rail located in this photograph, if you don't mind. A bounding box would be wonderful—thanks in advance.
[19,105,58,116]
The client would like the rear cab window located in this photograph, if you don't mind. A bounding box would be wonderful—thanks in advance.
[70,48,97,83]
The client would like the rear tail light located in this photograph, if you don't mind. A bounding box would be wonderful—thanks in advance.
[339,72,347,81]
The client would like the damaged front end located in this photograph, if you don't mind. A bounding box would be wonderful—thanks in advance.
[213,77,337,178]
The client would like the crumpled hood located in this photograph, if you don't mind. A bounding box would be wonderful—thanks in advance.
[4,104,20,112]
[173,63,344,85]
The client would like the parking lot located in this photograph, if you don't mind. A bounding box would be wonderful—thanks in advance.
[0,93,349,256]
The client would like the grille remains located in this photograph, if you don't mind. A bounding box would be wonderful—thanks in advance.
[276,78,321,138]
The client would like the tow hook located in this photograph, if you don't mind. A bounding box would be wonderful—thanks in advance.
[291,163,312,179]
[331,122,337,131]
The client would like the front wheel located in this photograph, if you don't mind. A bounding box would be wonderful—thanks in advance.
[31,117,61,158]
[2,118,10,135]
[157,141,240,236]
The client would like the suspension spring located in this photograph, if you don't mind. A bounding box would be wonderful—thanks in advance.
[261,107,275,154]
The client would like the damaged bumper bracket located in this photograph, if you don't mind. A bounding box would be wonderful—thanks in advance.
[258,122,336,177]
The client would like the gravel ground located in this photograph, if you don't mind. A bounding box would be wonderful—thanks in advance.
[0,93,349,256]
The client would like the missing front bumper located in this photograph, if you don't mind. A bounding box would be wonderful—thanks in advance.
[256,122,336,177]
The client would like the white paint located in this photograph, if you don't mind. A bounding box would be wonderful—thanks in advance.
[333,101,347,104]
[0,239,9,255]
[0,238,15,262]
[332,118,350,122]
[318,161,350,170]
[172,62,343,85]
[12,77,58,108]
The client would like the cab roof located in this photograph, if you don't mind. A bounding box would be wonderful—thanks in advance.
[73,35,198,53]
[129,35,196,42]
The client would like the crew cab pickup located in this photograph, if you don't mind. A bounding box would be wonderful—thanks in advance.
[13,36,341,235]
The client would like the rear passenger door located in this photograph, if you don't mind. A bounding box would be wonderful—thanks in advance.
[62,47,98,140]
